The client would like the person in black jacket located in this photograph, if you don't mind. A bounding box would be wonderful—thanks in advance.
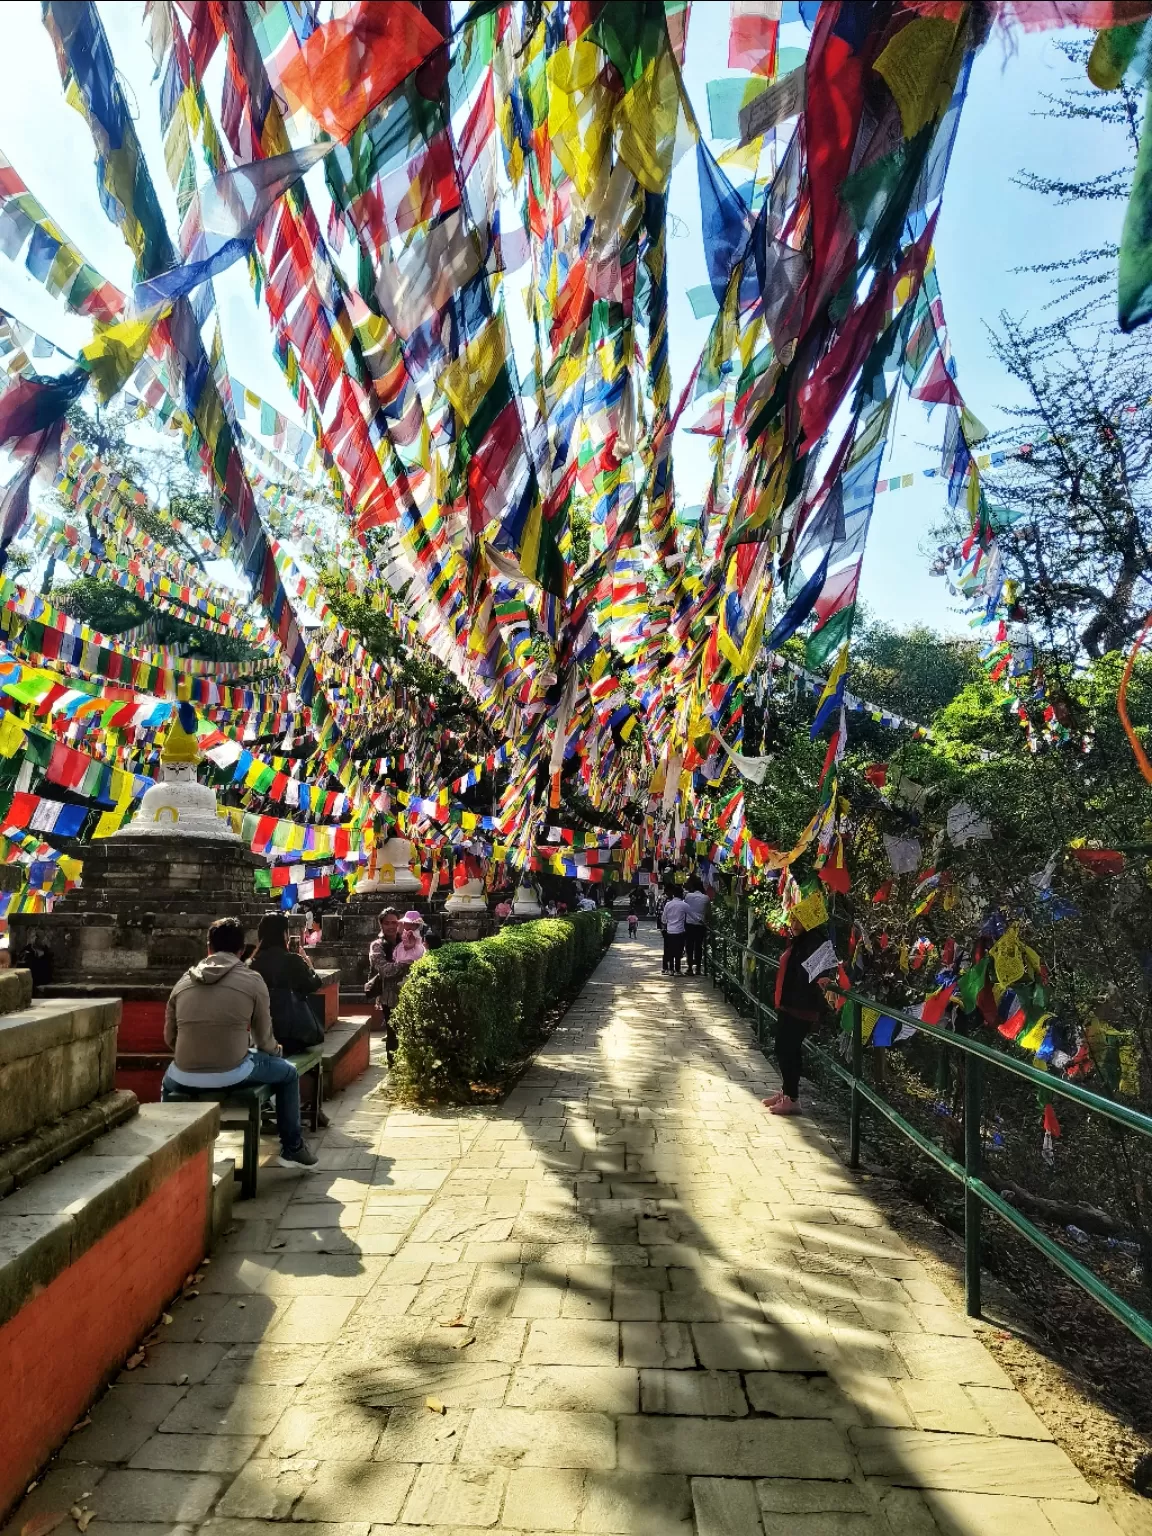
[764,915,830,1116]
[249,913,329,1126]
[249,915,325,1042]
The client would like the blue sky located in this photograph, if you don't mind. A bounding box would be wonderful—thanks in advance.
[0,5,1128,638]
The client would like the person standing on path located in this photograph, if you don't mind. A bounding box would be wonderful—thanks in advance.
[660,886,689,974]
[367,907,410,1063]
[763,912,830,1115]
[682,876,709,975]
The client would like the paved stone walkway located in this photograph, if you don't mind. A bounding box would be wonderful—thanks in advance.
[4,928,1124,1536]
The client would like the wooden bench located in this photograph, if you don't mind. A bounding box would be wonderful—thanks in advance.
[164,1047,323,1199]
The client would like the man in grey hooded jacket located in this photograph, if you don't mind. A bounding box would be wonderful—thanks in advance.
[162,916,316,1168]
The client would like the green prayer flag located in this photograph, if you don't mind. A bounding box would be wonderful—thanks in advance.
[1088,21,1146,91]
[687,285,721,319]
[957,956,990,1014]
[2,674,51,707]
[705,76,768,142]
[805,605,855,671]
[1119,80,1152,331]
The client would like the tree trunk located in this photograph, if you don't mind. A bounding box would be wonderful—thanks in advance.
[996,1179,1137,1239]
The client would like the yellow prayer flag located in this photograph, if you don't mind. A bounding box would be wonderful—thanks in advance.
[0,712,27,759]
[873,16,965,142]
[440,320,506,423]
[81,312,166,404]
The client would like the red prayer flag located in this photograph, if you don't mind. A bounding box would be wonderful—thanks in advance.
[813,561,860,625]
[278,1,444,142]
[3,791,37,829]
[728,1,779,77]
[910,348,964,406]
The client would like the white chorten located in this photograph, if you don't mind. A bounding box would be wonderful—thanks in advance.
[118,708,240,842]
[445,876,486,910]
[512,881,542,915]
[357,836,421,894]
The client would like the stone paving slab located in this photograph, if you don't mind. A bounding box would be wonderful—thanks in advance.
[3,929,1126,1536]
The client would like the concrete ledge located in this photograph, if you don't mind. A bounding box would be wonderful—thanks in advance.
[0,998,122,1145]
[0,997,120,1066]
[211,1157,236,1242]
[0,968,32,1015]
[0,1102,218,1331]
[321,1017,372,1097]
[0,1212,73,1332]
[0,1088,138,1197]
[81,1100,221,1191]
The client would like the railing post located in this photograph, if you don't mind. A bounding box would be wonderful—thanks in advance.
[848,998,862,1170]
[964,1054,983,1319]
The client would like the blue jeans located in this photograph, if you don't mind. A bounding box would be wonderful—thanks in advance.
[162,1049,304,1154]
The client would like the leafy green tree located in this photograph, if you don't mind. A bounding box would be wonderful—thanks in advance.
[852,618,982,723]
[47,576,262,663]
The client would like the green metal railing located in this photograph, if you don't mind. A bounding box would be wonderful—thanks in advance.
[704,931,1152,1351]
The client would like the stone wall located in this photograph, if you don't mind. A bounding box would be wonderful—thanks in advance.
[8,834,270,988]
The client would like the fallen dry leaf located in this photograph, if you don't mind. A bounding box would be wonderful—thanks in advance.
[21,1511,66,1536]
[438,1314,467,1328]
[75,1512,94,1532]
[69,1418,91,1434]
[124,1350,145,1370]
[176,1374,189,1386]
[425,1397,446,1414]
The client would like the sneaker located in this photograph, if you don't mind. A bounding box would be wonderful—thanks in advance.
[277,1143,319,1169]
[769,1096,801,1116]
[761,1092,784,1109]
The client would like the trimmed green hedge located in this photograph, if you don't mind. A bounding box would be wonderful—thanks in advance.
[390,909,615,1101]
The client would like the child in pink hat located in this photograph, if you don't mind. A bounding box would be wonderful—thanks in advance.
[394,911,427,965]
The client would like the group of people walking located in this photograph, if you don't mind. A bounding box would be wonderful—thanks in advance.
[656,877,709,975]
[365,906,426,1059]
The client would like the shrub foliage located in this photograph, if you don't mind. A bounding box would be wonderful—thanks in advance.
[390,910,615,1100]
